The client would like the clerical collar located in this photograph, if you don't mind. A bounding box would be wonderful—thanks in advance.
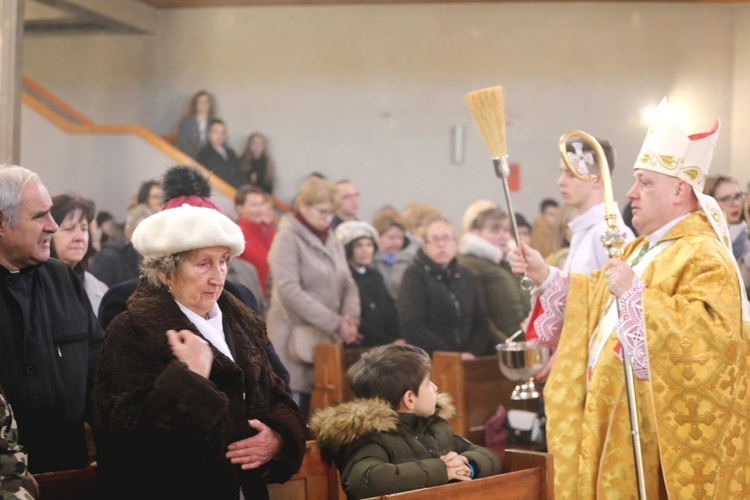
[645,213,690,248]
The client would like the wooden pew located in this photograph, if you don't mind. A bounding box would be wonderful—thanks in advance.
[269,440,346,500]
[363,449,554,500]
[431,351,540,447]
[35,466,97,500]
[311,345,544,449]
[310,343,369,414]
[34,441,344,500]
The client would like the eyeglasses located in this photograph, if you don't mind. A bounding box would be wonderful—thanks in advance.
[425,235,455,245]
[716,192,746,204]
[310,206,335,219]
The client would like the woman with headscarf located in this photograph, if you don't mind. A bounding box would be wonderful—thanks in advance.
[91,204,306,500]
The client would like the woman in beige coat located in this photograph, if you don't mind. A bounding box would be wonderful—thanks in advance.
[266,176,360,418]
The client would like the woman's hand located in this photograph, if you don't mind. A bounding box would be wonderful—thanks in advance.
[226,419,284,470]
[166,329,213,379]
[337,315,361,344]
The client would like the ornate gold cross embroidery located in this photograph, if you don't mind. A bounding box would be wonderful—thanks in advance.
[668,339,710,381]
[674,398,716,440]
[676,457,716,499]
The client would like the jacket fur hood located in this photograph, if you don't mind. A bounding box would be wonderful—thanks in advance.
[310,393,455,454]
[458,232,504,264]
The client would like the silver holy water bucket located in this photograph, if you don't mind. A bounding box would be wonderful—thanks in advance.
[495,340,551,400]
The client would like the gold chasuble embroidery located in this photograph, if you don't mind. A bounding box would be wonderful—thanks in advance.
[543,212,750,499]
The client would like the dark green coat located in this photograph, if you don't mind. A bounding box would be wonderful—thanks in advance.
[310,394,501,499]
[458,253,528,344]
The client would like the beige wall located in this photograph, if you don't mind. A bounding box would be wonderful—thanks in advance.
[22,2,749,225]
[731,6,750,188]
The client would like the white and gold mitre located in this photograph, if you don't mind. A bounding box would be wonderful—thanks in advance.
[633,97,719,193]
[635,98,749,335]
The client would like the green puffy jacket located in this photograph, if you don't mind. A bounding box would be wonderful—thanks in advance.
[310,393,502,499]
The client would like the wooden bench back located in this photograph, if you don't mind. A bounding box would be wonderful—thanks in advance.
[34,441,345,500]
[268,440,345,500]
[431,351,538,445]
[310,343,369,413]
[35,442,552,500]
[312,344,541,447]
[35,466,97,500]
[364,448,554,500]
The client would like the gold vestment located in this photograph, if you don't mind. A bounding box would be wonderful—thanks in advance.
[544,212,750,498]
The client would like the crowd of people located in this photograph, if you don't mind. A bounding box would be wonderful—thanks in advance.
[176,90,277,194]
[2,97,750,499]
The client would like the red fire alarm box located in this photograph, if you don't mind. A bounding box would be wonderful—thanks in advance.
[509,163,520,192]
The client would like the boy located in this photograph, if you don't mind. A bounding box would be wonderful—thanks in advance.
[557,137,634,274]
[309,344,501,499]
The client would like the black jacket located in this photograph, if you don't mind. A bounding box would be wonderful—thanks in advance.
[92,280,306,499]
[349,265,400,348]
[197,145,247,189]
[89,237,140,287]
[0,259,103,473]
[396,249,489,356]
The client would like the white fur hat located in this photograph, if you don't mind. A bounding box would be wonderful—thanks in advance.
[132,204,245,258]
[335,220,379,247]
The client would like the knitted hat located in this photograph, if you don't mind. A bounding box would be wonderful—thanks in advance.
[132,204,244,258]
[335,220,379,247]
[160,165,221,211]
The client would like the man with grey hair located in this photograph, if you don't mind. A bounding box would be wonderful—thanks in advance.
[0,165,103,473]
[89,201,151,287]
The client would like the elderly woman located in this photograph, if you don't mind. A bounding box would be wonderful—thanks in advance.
[266,176,360,418]
[457,207,530,344]
[397,217,489,360]
[91,205,306,500]
[50,194,109,316]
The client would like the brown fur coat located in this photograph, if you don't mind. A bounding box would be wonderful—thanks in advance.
[92,278,306,500]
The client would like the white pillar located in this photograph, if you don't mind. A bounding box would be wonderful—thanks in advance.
[0,0,24,165]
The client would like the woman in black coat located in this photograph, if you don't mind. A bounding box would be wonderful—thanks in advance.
[396,217,490,359]
[335,220,402,348]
